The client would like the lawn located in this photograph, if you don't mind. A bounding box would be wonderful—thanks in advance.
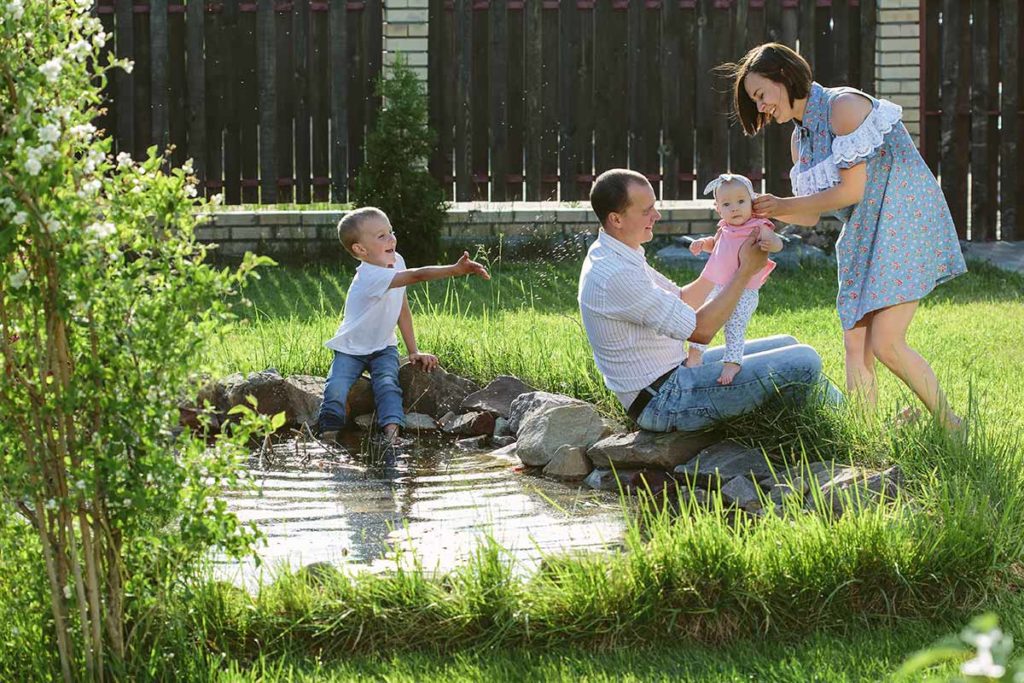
[5,254,1023,680]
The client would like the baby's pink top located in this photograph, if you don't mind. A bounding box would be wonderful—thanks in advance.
[701,217,777,290]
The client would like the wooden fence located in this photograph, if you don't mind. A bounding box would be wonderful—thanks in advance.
[428,0,876,202]
[921,0,1022,241]
[94,0,383,205]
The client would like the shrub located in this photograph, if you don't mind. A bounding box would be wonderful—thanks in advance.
[0,2,271,678]
[353,55,447,266]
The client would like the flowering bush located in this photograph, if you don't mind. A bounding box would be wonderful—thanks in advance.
[0,1,270,678]
[897,613,1023,681]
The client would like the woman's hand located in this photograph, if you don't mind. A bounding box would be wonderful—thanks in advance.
[752,194,789,218]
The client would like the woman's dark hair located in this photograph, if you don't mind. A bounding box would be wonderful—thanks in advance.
[720,43,813,136]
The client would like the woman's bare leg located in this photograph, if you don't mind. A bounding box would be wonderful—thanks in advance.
[868,300,959,428]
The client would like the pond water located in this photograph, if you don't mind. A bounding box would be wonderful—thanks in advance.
[218,432,627,586]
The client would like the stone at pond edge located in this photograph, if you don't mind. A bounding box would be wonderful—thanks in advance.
[493,417,512,438]
[516,404,616,467]
[442,411,496,437]
[587,430,719,471]
[585,468,626,491]
[623,470,679,497]
[224,370,324,429]
[543,445,592,480]
[404,412,438,431]
[491,435,516,448]
[399,363,479,418]
[486,442,520,465]
[346,377,375,417]
[720,476,762,512]
[508,391,589,436]
[461,375,537,419]
[456,435,490,451]
[673,440,775,488]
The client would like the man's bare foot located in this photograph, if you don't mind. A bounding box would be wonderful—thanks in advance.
[717,362,741,385]
[685,348,703,368]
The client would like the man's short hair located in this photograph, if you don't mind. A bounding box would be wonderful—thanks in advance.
[722,42,813,136]
[337,206,389,256]
[590,169,650,227]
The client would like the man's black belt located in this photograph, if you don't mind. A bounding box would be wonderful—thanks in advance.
[626,366,679,422]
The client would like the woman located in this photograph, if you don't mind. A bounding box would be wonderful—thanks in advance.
[724,43,966,429]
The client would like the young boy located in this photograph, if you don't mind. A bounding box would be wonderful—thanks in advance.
[317,206,490,444]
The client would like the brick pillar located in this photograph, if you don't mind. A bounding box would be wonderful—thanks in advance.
[874,0,921,144]
[384,0,430,86]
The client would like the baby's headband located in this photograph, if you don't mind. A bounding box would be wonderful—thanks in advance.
[702,173,756,200]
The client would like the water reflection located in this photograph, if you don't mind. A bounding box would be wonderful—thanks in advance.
[219,432,626,587]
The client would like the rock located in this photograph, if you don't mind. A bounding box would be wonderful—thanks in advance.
[491,435,516,448]
[485,442,520,465]
[404,412,438,431]
[196,373,242,414]
[354,414,374,429]
[585,468,627,491]
[438,411,457,430]
[456,435,490,451]
[461,375,537,418]
[224,370,325,429]
[543,445,593,480]
[441,411,496,437]
[399,364,479,418]
[624,470,679,497]
[673,440,776,488]
[516,404,616,467]
[508,391,588,436]
[769,481,807,506]
[811,465,903,517]
[346,377,376,417]
[587,430,719,471]
[721,476,762,512]
[677,486,710,509]
[493,417,512,438]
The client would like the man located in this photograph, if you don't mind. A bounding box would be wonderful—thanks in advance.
[578,169,836,432]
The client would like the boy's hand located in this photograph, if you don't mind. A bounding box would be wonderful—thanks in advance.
[454,252,491,280]
[408,352,439,372]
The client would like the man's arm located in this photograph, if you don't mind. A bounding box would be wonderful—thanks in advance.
[688,232,769,344]
[389,251,490,289]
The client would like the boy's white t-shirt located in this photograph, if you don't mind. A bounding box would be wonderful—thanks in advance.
[324,253,407,355]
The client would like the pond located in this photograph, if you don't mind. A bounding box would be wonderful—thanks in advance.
[218,432,627,586]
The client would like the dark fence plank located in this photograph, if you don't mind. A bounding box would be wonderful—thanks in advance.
[133,1,152,158]
[167,7,187,168]
[293,0,310,204]
[346,2,366,190]
[205,2,224,199]
[310,6,330,202]
[1001,0,1020,239]
[506,1,524,200]
[539,2,559,200]
[557,0,578,201]
[428,0,447,199]
[257,0,277,203]
[970,0,992,241]
[922,0,940,175]
[858,0,876,94]
[472,4,491,199]
[730,0,750,184]
[275,2,294,202]
[523,0,542,199]
[150,0,169,156]
[115,0,135,157]
[222,0,241,204]
[799,0,815,73]
[940,0,970,237]
[593,1,627,174]
[491,0,510,201]
[239,3,260,203]
[328,0,347,203]
[186,0,205,191]
[455,0,473,200]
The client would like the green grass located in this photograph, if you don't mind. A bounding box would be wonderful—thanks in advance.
[5,256,1024,680]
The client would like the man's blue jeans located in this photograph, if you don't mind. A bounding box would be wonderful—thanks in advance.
[636,335,841,432]
[317,346,404,432]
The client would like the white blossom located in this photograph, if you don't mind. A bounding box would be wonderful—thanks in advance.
[68,39,91,61]
[39,57,63,83]
[63,585,72,600]
[24,157,41,176]
[123,498,132,507]
[209,193,224,206]
[0,197,14,213]
[121,60,134,74]
[8,269,28,289]
[70,123,96,138]
[75,480,86,490]
[182,159,195,175]
[12,211,27,225]
[116,151,133,168]
[45,498,58,511]
[92,31,107,48]
[87,221,115,238]
[38,124,60,144]
[44,217,62,234]
[184,183,197,198]
[5,0,23,21]
[80,178,102,196]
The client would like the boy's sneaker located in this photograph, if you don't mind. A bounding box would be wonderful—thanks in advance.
[319,430,341,445]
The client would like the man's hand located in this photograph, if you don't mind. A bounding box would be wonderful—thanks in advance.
[407,352,439,372]
[454,252,491,280]
[738,231,769,275]
[752,193,789,218]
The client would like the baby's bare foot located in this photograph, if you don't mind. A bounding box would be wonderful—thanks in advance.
[717,362,741,385]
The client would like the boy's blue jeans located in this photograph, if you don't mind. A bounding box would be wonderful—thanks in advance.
[317,346,404,432]
[636,335,842,432]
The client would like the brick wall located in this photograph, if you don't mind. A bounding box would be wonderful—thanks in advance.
[384,0,429,83]
[875,0,921,143]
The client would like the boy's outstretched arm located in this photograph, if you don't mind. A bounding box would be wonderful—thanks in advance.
[397,293,438,371]
[389,251,490,289]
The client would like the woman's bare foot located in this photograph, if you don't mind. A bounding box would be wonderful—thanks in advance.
[685,348,703,368]
[717,362,741,385]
